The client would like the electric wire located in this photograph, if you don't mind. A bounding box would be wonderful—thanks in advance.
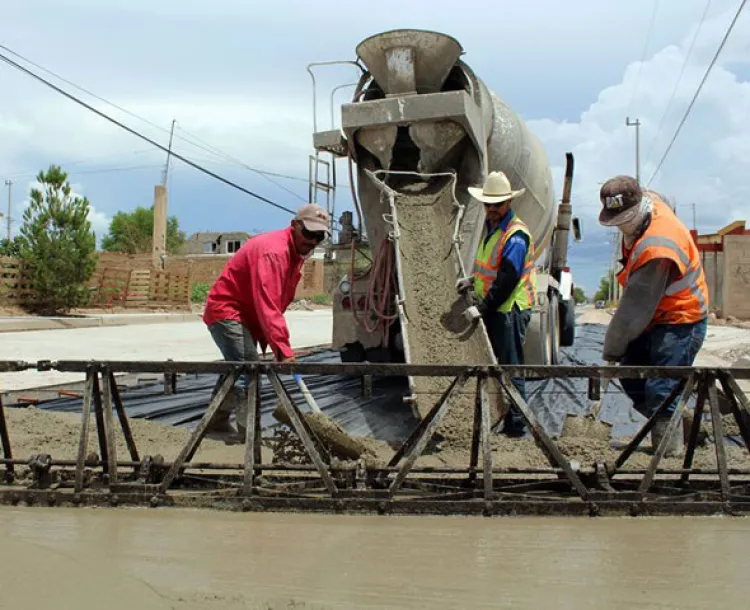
[642,0,713,170]
[0,48,295,214]
[647,0,747,185]
[626,0,661,118]
[0,43,308,203]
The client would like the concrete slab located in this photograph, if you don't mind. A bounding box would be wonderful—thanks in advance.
[0,310,333,391]
[0,312,200,333]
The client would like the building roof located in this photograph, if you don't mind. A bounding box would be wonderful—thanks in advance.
[186,231,252,242]
[695,220,749,251]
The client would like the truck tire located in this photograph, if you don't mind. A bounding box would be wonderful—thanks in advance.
[559,299,575,347]
[340,342,366,363]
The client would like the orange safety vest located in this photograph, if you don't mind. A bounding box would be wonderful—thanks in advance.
[617,195,709,325]
[473,214,537,313]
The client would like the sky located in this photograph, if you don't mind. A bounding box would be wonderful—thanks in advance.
[1,0,749,295]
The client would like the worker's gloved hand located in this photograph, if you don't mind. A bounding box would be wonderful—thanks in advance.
[463,305,482,322]
[455,276,474,294]
[281,356,297,363]
[601,345,622,363]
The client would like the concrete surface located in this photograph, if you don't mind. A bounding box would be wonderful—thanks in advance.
[0,312,200,333]
[0,310,333,391]
[2,509,749,610]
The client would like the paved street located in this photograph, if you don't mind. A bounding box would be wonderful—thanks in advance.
[0,310,333,390]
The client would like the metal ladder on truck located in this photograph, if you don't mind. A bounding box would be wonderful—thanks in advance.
[308,153,336,260]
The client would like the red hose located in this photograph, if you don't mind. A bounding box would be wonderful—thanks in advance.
[345,153,398,345]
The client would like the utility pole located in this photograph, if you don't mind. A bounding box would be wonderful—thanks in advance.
[691,203,697,232]
[4,180,12,241]
[161,119,176,187]
[153,119,175,270]
[610,116,641,305]
[626,117,641,183]
[609,228,618,304]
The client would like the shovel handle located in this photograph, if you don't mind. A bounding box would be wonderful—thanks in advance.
[590,362,616,418]
[294,374,322,414]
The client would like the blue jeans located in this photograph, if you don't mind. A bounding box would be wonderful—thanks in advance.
[485,306,532,434]
[620,319,707,418]
[208,320,259,413]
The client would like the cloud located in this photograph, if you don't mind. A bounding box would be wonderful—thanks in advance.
[86,204,112,239]
[2,0,748,296]
[528,4,750,293]
[10,179,111,242]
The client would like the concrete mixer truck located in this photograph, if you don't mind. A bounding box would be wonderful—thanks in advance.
[310,29,581,381]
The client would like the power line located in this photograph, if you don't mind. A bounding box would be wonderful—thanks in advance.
[7,164,163,180]
[626,0,660,118]
[173,125,306,201]
[0,43,309,201]
[3,149,158,180]
[70,164,163,176]
[647,0,747,185]
[642,0,712,170]
[0,49,296,215]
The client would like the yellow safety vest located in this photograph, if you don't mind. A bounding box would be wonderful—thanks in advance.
[473,216,536,313]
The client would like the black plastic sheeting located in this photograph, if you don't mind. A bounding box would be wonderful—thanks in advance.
[37,350,419,443]
[34,321,698,441]
[533,323,643,438]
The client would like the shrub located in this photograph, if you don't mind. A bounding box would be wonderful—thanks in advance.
[17,166,97,315]
[191,282,211,303]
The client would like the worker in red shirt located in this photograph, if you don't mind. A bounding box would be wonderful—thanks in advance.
[202,203,330,437]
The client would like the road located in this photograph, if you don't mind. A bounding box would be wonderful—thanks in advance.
[1,306,748,392]
[574,304,750,367]
[0,310,333,391]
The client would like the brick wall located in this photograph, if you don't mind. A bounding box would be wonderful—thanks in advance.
[701,250,724,312]
[722,235,750,319]
[96,252,152,269]
[93,252,326,300]
[165,255,231,284]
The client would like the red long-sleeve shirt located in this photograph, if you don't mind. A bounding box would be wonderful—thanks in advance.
[202,227,303,360]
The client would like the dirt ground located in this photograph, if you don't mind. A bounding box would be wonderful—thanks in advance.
[6,405,749,473]
[0,301,330,319]
[4,406,273,465]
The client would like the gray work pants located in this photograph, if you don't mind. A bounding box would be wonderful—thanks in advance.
[207,320,259,423]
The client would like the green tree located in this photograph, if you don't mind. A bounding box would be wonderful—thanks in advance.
[593,270,615,303]
[101,206,185,254]
[572,286,586,305]
[0,237,21,257]
[17,165,97,314]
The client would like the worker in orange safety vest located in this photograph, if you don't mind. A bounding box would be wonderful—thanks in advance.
[599,175,709,456]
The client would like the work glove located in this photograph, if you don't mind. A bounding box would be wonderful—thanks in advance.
[602,345,623,363]
[455,276,474,295]
[463,305,482,322]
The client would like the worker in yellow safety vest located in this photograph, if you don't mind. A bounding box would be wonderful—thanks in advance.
[599,175,709,457]
[457,171,537,437]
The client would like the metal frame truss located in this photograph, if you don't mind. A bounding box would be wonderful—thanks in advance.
[1,360,749,516]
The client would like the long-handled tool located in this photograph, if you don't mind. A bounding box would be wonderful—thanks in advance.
[293,373,322,414]
[272,371,367,460]
[560,362,615,440]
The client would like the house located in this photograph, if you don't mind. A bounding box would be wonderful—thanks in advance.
[692,220,750,319]
[180,231,253,255]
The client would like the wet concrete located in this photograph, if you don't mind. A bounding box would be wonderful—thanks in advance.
[1,507,748,609]
[394,178,497,446]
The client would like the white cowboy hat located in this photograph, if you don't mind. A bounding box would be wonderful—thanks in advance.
[468,171,526,204]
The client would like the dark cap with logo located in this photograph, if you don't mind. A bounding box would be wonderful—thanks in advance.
[598,175,642,225]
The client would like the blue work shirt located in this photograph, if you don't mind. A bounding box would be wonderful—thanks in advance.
[484,211,529,275]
